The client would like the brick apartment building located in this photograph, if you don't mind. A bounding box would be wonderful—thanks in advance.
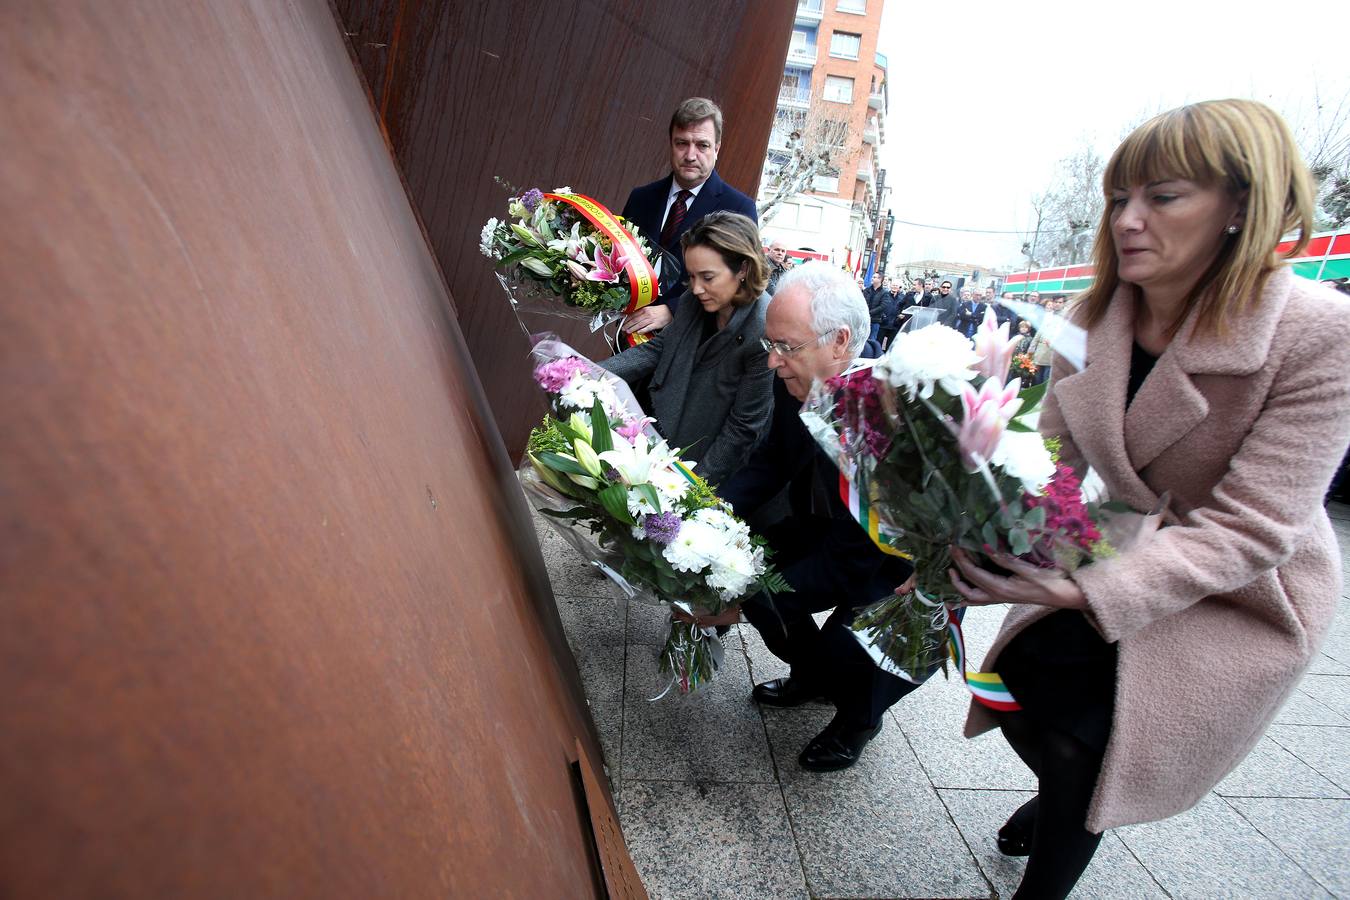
[761,0,888,270]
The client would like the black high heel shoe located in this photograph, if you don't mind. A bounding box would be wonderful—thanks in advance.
[997,796,1039,857]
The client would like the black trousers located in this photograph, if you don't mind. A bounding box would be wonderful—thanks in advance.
[741,523,919,729]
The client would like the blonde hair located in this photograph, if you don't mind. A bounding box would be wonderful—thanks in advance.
[1079,99,1316,336]
[680,211,769,305]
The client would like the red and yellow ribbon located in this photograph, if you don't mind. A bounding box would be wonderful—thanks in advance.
[545,192,659,347]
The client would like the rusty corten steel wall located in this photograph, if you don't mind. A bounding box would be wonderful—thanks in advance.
[337,0,796,456]
[0,2,623,896]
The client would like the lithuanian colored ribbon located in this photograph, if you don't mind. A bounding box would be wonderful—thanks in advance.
[672,459,700,487]
[837,462,1020,711]
[946,613,1021,711]
[838,469,911,560]
[544,193,658,348]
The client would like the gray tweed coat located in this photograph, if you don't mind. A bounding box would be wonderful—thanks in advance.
[600,291,773,484]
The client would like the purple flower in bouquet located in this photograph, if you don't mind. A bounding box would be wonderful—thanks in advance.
[957,376,1022,471]
[826,369,893,459]
[520,188,545,213]
[972,307,1022,382]
[643,511,682,545]
[534,356,590,392]
[587,243,629,283]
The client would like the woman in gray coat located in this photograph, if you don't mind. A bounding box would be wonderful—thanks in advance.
[601,212,773,485]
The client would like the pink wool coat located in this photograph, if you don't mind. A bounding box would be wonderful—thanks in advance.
[966,267,1350,832]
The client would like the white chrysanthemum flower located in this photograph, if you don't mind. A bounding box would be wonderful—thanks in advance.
[662,523,715,573]
[627,488,658,518]
[691,506,742,536]
[990,429,1057,495]
[631,523,647,540]
[650,467,691,506]
[479,218,501,259]
[557,374,596,412]
[707,544,757,597]
[874,325,980,399]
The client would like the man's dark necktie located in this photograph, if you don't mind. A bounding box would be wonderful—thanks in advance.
[660,189,692,248]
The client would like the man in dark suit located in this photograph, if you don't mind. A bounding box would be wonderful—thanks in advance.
[990,286,1019,331]
[692,262,920,772]
[619,97,758,337]
[954,287,987,339]
[892,277,927,333]
[862,272,887,340]
[929,278,960,327]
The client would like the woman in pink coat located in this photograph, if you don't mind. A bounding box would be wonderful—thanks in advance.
[949,99,1350,899]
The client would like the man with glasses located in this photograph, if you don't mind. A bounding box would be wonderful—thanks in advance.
[700,262,922,771]
[930,279,960,328]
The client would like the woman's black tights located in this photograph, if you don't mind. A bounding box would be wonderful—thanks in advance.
[998,710,1105,900]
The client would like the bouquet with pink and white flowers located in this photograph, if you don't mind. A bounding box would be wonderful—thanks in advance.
[521,337,789,696]
[801,309,1113,681]
[480,187,662,333]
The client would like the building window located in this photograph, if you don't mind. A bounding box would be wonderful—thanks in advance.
[798,204,824,229]
[822,75,854,104]
[829,31,861,60]
[812,175,840,194]
[774,203,799,228]
[837,0,866,12]
[788,27,816,56]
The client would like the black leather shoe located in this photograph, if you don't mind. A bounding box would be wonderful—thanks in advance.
[798,720,883,771]
[751,677,824,707]
[996,796,1038,857]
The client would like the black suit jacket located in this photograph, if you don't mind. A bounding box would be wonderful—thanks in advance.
[621,170,758,310]
[720,379,911,599]
[955,300,987,337]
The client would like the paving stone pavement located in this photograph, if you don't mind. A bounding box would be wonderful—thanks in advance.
[535,503,1350,899]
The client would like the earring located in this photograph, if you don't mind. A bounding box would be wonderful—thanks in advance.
[1225,225,1240,235]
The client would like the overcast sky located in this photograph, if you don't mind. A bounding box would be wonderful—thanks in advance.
[875,0,1350,271]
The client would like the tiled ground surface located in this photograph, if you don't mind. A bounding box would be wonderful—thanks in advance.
[536,503,1350,899]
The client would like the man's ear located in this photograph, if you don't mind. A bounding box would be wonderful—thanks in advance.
[835,327,853,356]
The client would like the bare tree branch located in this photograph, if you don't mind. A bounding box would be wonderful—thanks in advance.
[759,104,856,220]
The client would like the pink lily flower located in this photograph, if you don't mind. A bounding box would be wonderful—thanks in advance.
[586,243,629,283]
[616,415,655,444]
[957,376,1023,471]
[972,306,1022,382]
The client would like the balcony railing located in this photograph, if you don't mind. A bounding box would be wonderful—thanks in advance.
[786,43,817,66]
[856,164,873,185]
[862,123,878,144]
[795,0,824,23]
[868,89,884,110]
[777,86,812,108]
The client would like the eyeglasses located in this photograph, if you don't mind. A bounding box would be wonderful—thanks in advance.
[760,330,835,357]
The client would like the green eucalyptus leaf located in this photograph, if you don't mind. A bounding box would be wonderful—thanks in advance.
[981,520,999,551]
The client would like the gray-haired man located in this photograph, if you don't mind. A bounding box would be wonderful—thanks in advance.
[692,263,921,771]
